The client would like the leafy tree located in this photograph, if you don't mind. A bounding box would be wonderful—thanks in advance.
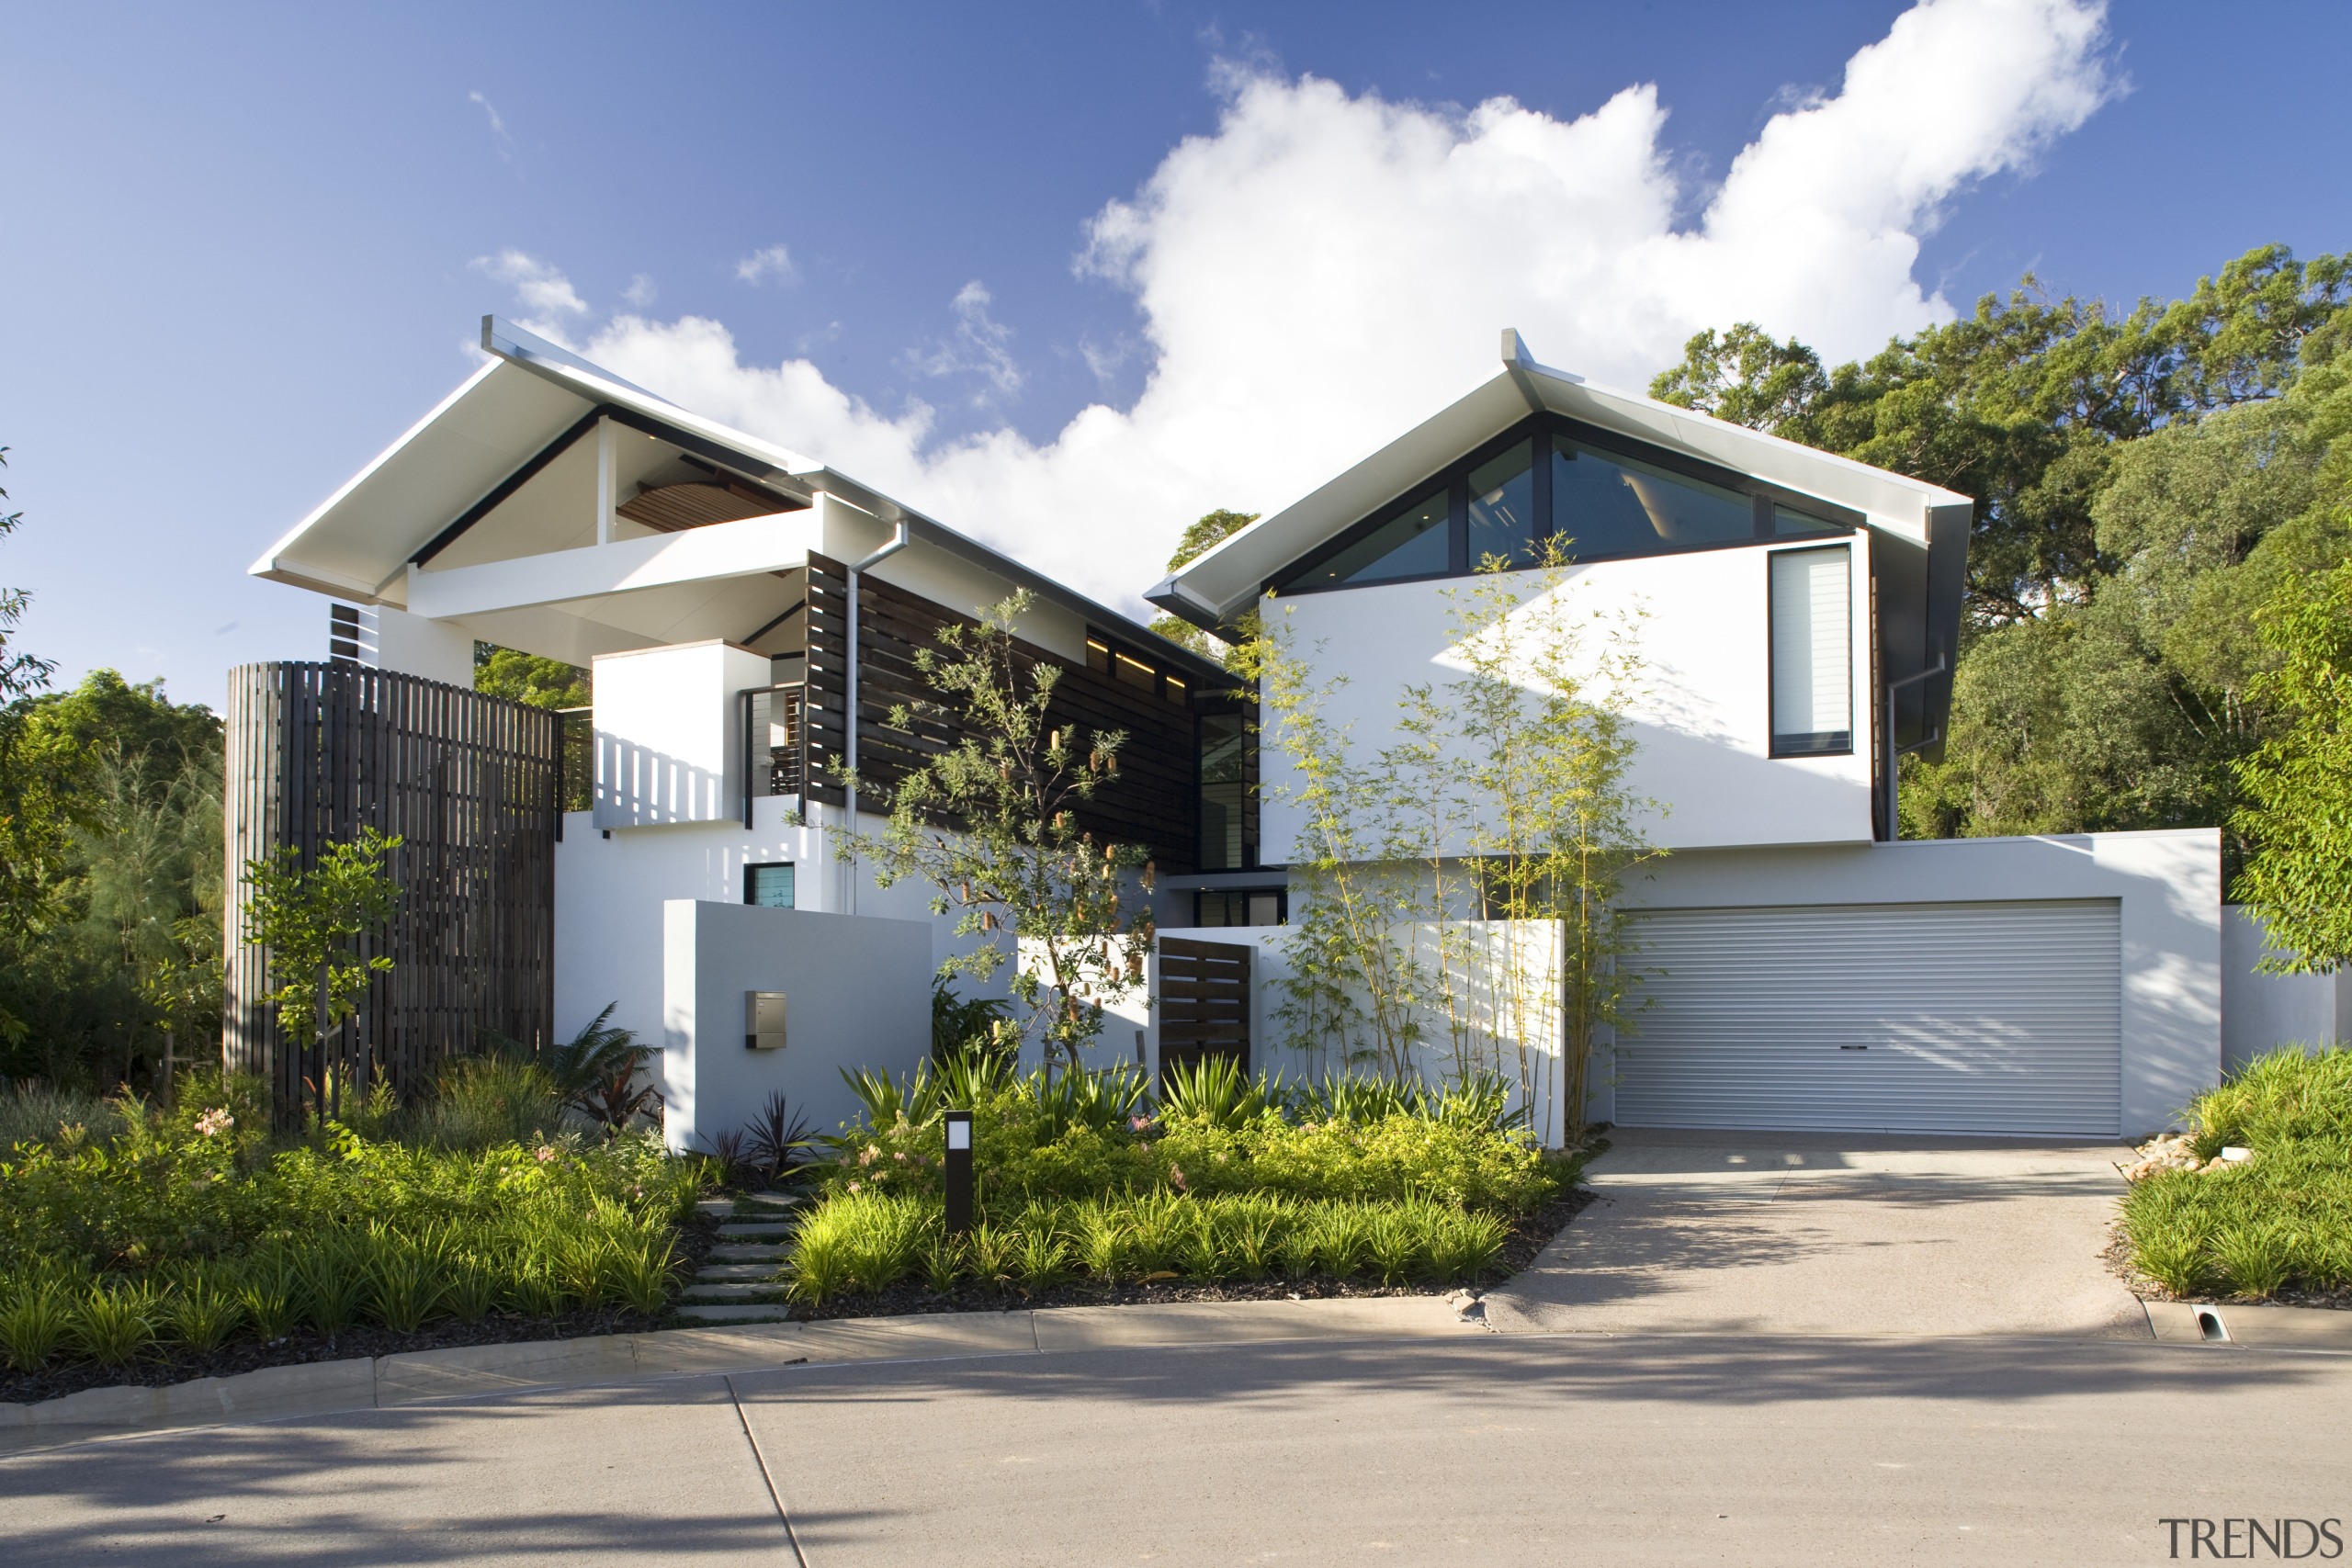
[1653,244,2350,626]
[844,592,1152,1073]
[1646,324,1827,440]
[0,447,54,704]
[2233,557,2352,972]
[474,644,590,709]
[1148,509,1258,660]
[240,827,401,1122]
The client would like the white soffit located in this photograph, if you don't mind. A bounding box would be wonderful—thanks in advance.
[250,361,589,600]
[1162,345,1973,624]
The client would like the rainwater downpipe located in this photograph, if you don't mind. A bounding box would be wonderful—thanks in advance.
[1882,652,1949,840]
[840,518,910,915]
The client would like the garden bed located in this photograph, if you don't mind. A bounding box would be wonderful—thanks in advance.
[776,1059,1593,1312]
[782,1181,1593,1322]
[2109,1047,2352,1310]
[0,1071,718,1397]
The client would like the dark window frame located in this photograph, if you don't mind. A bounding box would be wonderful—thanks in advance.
[1269,412,1863,596]
[743,861,797,908]
[1194,886,1287,927]
[1766,542,1856,760]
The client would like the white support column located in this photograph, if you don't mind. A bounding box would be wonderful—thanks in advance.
[595,416,616,547]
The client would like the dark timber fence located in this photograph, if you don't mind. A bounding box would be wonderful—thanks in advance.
[222,662,559,1117]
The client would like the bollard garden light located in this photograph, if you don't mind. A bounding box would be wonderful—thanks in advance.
[944,1109,974,1236]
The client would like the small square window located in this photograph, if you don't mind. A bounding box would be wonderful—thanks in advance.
[744,863,796,908]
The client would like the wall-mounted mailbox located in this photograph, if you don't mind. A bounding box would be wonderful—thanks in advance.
[745,990,787,1051]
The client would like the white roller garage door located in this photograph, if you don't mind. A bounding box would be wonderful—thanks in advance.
[1614,900,2121,1135]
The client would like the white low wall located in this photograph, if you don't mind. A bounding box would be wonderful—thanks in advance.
[662,899,933,1153]
[1612,829,2222,1134]
[554,793,1003,1062]
[2222,906,2352,1070]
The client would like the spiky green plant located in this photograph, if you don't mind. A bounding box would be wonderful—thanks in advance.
[71,1283,159,1367]
[162,1275,245,1353]
[0,1280,74,1371]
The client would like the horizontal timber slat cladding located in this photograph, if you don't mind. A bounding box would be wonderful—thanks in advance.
[804,554,1217,873]
[222,662,558,1122]
[1155,936,1251,1088]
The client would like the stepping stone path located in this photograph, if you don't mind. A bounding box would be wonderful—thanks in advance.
[675,1190,801,1324]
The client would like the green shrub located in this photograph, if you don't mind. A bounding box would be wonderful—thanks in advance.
[2122,1050,2352,1298]
[236,1253,300,1341]
[612,1237,677,1315]
[2213,1223,2295,1299]
[0,1279,74,1370]
[364,1231,447,1332]
[71,1283,158,1366]
[443,1256,499,1323]
[161,1271,245,1352]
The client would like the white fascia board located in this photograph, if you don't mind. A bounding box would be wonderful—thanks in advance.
[249,359,506,597]
[484,318,822,479]
[405,511,820,621]
[1529,367,1971,539]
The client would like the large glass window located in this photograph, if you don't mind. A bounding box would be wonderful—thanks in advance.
[1551,435,1754,558]
[1198,712,1248,870]
[1466,441,1538,569]
[1275,417,1854,594]
[1295,486,1451,589]
[1770,547,1852,756]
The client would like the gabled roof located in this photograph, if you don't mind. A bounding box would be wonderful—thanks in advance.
[1148,331,1973,630]
[253,319,1228,683]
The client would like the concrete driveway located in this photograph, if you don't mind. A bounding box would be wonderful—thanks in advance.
[1484,1127,2150,1338]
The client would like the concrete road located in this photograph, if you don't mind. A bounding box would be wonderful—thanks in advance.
[5,1331,2347,1567]
[1487,1129,2149,1337]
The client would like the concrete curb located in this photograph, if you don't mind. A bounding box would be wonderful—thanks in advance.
[0,1295,1474,1457]
[2143,1299,2352,1351]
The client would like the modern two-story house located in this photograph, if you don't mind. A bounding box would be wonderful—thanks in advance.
[231,319,2227,1146]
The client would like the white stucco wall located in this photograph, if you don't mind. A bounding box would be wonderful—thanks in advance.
[661,899,933,1152]
[2222,906,2352,1070]
[591,639,771,829]
[1611,829,2222,1134]
[553,794,1001,1061]
[1263,536,1875,859]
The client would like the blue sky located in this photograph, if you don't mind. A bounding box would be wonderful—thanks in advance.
[2,0,2346,710]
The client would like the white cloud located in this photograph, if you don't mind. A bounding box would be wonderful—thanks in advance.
[470,251,586,329]
[735,244,798,285]
[469,91,517,165]
[552,0,2113,616]
[907,281,1024,402]
[623,274,659,307]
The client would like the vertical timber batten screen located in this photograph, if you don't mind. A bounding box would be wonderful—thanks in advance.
[223,662,559,1109]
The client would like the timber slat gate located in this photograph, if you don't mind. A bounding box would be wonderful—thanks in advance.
[223,661,559,1119]
[1156,936,1251,1087]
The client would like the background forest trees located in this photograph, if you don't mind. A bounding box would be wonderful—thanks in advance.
[1653,243,2352,882]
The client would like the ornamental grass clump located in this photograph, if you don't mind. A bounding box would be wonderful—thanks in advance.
[2121,1047,2352,1301]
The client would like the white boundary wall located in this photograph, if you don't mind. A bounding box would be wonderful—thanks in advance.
[2222,906,2352,1070]
[553,794,1004,1060]
[661,900,932,1152]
